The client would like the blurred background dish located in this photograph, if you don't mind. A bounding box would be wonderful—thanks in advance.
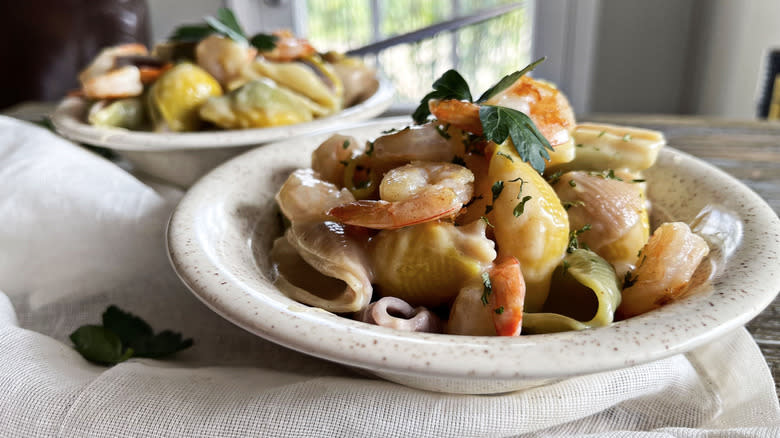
[50,75,392,187]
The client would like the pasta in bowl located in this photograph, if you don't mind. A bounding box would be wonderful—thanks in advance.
[50,8,393,187]
[167,67,780,394]
[271,67,710,337]
[167,117,780,394]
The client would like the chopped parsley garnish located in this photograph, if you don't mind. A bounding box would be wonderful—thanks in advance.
[480,216,494,228]
[562,200,585,210]
[546,170,563,185]
[365,141,375,156]
[576,143,584,148]
[494,306,505,315]
[631,178,646,183]
[623,271,637,288]
[598,130,606,137]
[567,224,592,253]
[491,180,505,202]
[464,195,483,208]
[496,151,514,161]
[480,272,493,305]
[70,305,192,365]
[569,179,577,187]
[342,140,350,149]
[381,127,399,134]
[622,133,632,141]
[169,7,277,51]
[435,123,452,139]
[590,169,623,181]
[513,195,532,217]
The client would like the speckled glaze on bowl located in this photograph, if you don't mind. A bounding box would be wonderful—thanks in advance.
[51,76,394,187]
[166,117,780,394]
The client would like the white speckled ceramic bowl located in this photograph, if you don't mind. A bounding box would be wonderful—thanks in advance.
[51,76,394,187]
[167,117,780,394]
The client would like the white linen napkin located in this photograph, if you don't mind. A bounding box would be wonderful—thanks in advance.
[0,115,778,437]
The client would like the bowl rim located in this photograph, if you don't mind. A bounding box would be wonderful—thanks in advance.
[50,75,394,151]
[167,116,780,381]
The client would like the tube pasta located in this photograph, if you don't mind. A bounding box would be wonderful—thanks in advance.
[552,123,665,173]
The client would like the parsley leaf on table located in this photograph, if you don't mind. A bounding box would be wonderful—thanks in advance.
[71,305,193,365]
[70,325,134,365]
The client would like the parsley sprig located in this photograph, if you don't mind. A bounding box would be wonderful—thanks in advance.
[169,7,277,51]
[70,306,193,365]
[412,57,555,173]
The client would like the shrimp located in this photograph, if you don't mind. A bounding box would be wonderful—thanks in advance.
[79,44,148,83]
[82,66,144,100]
[276,168,356,224]
[79,44,149,99]
[429,75,577,165]
[327,161,474,229]
[78,43,175,99]
[260,30,316,62]
[195,34,258,87]
[446,256,525,336]
[488,256,526,336]
[310,134,363,186]
[369,123,459,169]
[428,99,483,135]
[618,222,710,318]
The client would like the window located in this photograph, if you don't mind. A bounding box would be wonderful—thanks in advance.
[301,0,533,106]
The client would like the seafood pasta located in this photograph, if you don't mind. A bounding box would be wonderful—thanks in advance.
[74,8,377,132]
[271,61,710,336]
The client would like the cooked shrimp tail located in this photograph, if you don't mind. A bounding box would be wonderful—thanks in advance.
[489,256,526,336]
[328,192,460,229]
[327,161,474,229]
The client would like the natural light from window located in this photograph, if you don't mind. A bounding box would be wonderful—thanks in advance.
[303,0,533,106]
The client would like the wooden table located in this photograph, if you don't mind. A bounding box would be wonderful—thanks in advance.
[584,114,780,397]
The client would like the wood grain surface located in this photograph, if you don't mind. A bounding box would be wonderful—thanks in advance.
[584,114,780,398]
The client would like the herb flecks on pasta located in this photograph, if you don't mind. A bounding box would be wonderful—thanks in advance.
[270,61,711,337]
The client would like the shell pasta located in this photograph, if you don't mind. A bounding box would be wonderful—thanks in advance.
[271,63,711,336]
